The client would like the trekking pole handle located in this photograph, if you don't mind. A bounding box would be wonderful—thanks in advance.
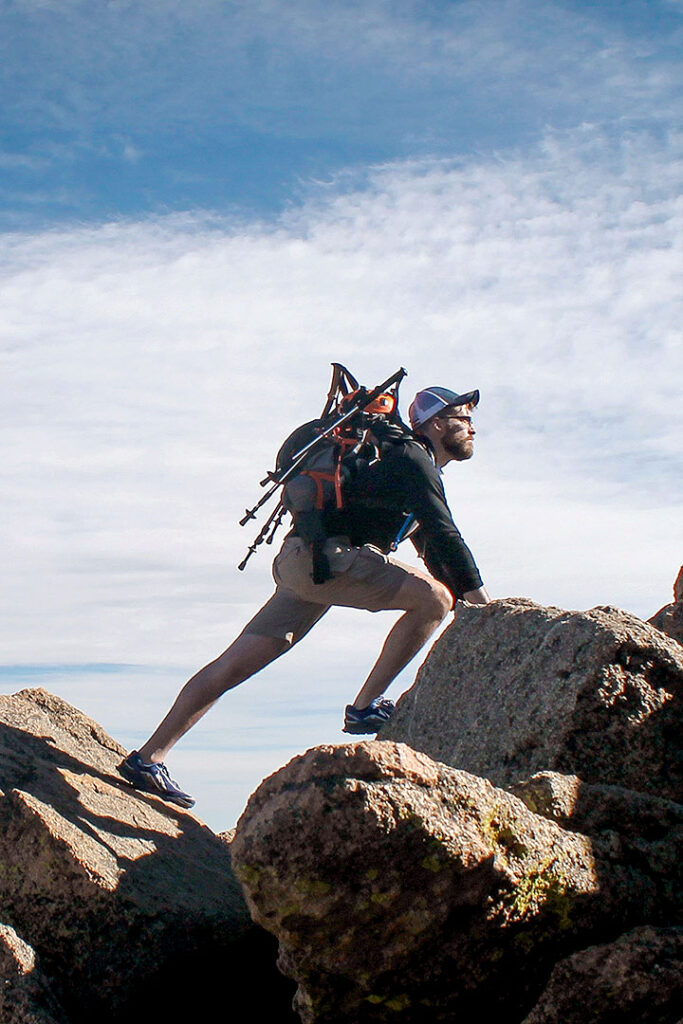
[366,365,407,401]
[238,545,257,571]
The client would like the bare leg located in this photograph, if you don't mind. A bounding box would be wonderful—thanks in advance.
[138,634,288,763]
[352,573,452,709]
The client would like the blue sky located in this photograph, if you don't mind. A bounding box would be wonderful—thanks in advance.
[1,0,682,829]
[3,0,682,224]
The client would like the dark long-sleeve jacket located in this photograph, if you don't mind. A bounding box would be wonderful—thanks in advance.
[322,436,483,599]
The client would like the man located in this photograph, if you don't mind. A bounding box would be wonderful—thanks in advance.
[118,384,490,808]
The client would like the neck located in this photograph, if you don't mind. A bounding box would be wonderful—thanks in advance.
[434,444,452,469]
[418,432,451,469]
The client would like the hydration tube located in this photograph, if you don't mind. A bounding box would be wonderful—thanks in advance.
[390,513,415,551]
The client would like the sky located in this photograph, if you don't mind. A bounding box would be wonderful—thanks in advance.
[1,0,682,830]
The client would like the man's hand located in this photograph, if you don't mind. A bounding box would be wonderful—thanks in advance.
[460,586,491,605]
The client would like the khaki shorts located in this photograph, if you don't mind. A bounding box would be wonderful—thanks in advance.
[240,535,415,646]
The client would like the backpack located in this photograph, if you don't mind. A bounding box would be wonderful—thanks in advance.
[238,364,409,582]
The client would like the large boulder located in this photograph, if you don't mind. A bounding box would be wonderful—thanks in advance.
[649,566,683,646]
[231,741,679,1024]
[0,688,295,1024]
[381,598,683,800]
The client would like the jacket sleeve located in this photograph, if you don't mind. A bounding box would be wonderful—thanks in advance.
[400,444,483,599]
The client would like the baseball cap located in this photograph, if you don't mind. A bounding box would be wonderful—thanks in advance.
[408,386,480,429]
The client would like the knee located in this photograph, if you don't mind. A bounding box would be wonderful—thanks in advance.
[423,580,453,621]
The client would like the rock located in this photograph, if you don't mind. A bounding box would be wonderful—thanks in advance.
[0,924,36,977]
[522,925,683,1023]
[0,688,296,1024]
[511,772,682,909]
[381,598,683,801]
[231,740,677,1024]
[511,771,683,839]
[0,924,68,1024]
[649,566,683,646]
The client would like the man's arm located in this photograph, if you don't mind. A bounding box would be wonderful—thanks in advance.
[410,525,483,600]
[400,444,485,600]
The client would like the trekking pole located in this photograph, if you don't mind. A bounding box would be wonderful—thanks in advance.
[238,500,285,571]
[265,504,287,544]
[239,479,281,525]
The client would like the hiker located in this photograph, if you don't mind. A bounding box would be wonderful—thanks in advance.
[118,383,490,808]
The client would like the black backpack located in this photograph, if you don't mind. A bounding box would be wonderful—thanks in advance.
[238,364,409,582]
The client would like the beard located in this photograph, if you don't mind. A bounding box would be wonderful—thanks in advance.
[443,436,474,461]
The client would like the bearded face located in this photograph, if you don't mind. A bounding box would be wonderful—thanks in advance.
[436,407,475,461]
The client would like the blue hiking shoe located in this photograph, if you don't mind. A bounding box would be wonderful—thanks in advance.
[117,751,195,809]
[343,697,395,735]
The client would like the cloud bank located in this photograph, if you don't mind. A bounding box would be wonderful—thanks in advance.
[2,125,681,676]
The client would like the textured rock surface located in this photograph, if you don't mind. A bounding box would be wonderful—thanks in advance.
[522,926,683,1023]
[649,566,683,646]
[0,924,67,1024]
[511,771,683,839]
[381,598,683,800]
[232,741,677,1024]
[510,772,682,916]
[0,688,295,1024]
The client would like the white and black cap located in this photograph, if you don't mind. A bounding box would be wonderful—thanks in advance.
[408,386,480,429]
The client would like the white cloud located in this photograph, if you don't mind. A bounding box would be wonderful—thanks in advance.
[2,124,681,678]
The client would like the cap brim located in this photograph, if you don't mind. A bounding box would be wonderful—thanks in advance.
[446,389,479,409]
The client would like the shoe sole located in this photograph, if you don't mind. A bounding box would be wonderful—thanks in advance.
[342,721,386,735]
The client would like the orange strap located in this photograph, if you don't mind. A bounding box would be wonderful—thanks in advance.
[303,436,356,510]
[303,470,337,510]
